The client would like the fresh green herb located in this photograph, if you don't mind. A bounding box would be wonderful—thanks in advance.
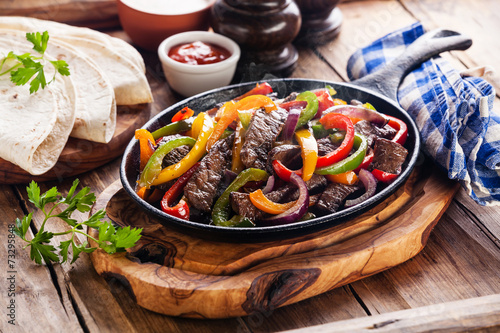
[0,31,70,94]
[13,179,142,265]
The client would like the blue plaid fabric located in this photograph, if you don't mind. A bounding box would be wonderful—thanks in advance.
[347,22,500,206]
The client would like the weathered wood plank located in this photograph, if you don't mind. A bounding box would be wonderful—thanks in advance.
[319,0,417,81]
[282,294,500,333]
[401,0,500,96]
[0,185,82,332]
[0,0,119,28]
[241,286,368,332]
[350,196,500,315]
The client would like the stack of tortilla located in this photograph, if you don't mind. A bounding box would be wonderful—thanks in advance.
[0,16,153,175]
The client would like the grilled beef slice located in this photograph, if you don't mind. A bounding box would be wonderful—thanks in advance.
[266,144,302,173]
[317,137,340,156]
[184,134,234,212]
[354,120,397,147]
[316,182,359,213]
[240,107,287,169]
[157,134,192,167]
[371,137,408,174]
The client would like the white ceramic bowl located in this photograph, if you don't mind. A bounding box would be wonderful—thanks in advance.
[158,31,241,97]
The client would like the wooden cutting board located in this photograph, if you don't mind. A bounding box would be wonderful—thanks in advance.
[0,0,120,29]
[0,104,150,184]
[88,166,460,318]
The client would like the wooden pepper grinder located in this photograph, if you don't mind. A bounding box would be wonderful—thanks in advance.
[294,0,343,45]
[210,0,301,79]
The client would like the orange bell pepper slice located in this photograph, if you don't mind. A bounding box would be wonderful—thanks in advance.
[135,129,155,171]
[325,171,359,185]
[171,106,195,122]
[249,189,295,214]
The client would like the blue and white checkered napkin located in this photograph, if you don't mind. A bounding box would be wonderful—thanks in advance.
[347,22,500,206]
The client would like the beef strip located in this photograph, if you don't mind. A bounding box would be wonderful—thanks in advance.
[230,174,327,221]
[316,182,359,213]
[240,107,287,169]
[354,120,397,147]
[371,137,408,174]
[317,137,340,156]
[157,134,192,168]
[266,144,302,173]
[183,134,234,212]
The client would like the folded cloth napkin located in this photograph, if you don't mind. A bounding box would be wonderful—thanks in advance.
[346,22,500,206]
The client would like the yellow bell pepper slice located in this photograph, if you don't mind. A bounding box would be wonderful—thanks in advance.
[295,128,318,182]
[151,112,214,186]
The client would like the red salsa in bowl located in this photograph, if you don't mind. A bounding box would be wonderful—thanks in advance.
[168,41,231,65]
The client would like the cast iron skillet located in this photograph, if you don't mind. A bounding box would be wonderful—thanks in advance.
[120,29,471,242]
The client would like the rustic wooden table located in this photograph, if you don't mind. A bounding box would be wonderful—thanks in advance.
[2,0,500,332]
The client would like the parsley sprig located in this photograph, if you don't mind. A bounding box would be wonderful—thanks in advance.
[0,31,70,94]
[13,180,142,265]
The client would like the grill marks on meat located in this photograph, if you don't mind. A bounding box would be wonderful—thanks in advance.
[184,134,234,212]
[157,134,192,168]
[316,182,359,213]
[266,144,302,173]
[371,138,408,174]
[354,120,397,147]
[240,108,287,169]
[317,137,339,156]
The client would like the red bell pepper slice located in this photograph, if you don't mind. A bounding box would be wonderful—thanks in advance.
[371,169,398,183]
[279,100,308,111]
[235,82,273,100]
[272,160,302,182]
[160,162,200,220]
[171,106,195,122]
[354,148,374,173]
[316,113,355,168]
[314,89,335,119]
[386,115,408,145]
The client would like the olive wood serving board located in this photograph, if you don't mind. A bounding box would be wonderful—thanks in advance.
[0,104,150,184]
[88,167,459,318]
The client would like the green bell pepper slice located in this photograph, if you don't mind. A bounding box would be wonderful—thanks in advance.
[151,117,194,140]
[139,136,196,188]
[212,168,268,227]
[315,133,368,175]
[295,91,319,129]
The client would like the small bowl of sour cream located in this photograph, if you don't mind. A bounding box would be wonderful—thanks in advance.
[117,0,216,51]
[158,31,241,97]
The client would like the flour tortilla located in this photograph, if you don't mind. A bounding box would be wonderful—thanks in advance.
[0,30,116,143]
[0,39,76,175]
[0,16,145,72]
[0,16,153,105]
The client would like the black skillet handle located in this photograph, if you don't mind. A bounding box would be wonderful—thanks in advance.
[351,29,472,101]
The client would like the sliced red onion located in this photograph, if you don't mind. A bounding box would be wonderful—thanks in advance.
[281,107,301,142]
[262,175,275,194]
[323,105,389,127]
[344,169,378,208]
[262,172,309,226]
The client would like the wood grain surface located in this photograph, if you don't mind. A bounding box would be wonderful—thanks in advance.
[2,0,500,332]
[86,166,458,318]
